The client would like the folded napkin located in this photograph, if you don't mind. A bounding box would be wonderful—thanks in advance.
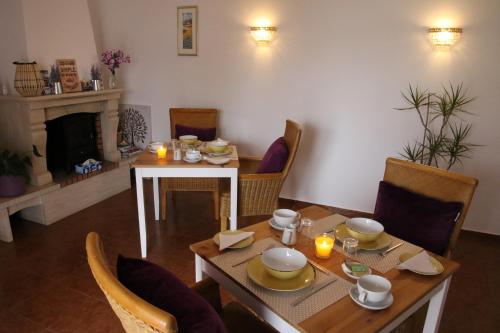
[219,231,254,251]
[397,251,437,274]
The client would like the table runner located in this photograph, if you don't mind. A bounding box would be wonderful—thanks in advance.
[209,237,353,325]
[305,214,423,273]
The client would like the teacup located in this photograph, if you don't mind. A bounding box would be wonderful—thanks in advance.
[357,275,391,303]
[185,149,201,160]
[148,141,164,152]
[273,209,300,227]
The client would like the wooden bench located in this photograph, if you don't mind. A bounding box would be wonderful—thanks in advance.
[0,183,59,242]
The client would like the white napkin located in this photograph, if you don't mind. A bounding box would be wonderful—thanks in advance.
[397,251,437,274]
[219,231,254,250]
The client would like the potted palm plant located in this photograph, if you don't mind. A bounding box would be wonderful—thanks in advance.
[0,150,31,197]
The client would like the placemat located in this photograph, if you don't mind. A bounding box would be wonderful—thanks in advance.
[209,238,353,325]
[305,214,422,273]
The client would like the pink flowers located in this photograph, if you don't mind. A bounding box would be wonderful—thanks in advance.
[101,49,131,75]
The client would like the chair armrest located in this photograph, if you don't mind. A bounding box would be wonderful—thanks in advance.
[238,156,263,174]
[239,172,282,181]
[239,156,263,162]
[191,278,222,313]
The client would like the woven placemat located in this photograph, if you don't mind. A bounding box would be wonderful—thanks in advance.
[209,238,353,325]
[305,214,422,273]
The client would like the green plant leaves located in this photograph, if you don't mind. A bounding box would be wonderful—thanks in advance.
[0,150,31,181]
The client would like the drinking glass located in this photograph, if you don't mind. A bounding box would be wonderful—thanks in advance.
[299,218,314,246]
[342,237,358,258]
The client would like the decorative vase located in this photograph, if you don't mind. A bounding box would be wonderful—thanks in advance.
[13,61,44,97]
[54,82,63,95]
[0,175,26,197]
[108,74,116,89]
[92,79,102,91]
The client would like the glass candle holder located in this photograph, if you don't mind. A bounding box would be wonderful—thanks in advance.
[157,145,167,159]
[315,233,335,259]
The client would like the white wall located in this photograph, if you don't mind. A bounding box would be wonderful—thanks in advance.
[85,0,499,235]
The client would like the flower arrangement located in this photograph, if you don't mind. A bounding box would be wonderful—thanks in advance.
[101,49,131,76]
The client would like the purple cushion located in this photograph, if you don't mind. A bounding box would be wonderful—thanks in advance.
[257,137,289,173]
[175,124,216,142]
[117,255,227,333]
[373,181,463,256]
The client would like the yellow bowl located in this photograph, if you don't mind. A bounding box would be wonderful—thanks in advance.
[209,145,227,153]
[179,135,198,145]
[346,218,384,242]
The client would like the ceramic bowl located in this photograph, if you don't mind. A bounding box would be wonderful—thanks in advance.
[208,139,229,153]
[261,247,307,280]
[147,141,164,152]
[346,218,384,242]
[273,209,299,227]
[179,135,198,145]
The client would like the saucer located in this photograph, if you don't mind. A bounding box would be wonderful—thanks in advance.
[268,218,299,231]
[206,157,230,165]
[349,286,393,310]
[183,156,202,163]
[341,261,372,280]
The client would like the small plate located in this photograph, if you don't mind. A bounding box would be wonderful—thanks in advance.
[246,256,316,292]
[183,156,202,164]
[349,286,393,310]
[341,261,372,280]
[335,224,392,251]
[206,157,231,165]
[399,252,444,275]
[212,230,254,249]
[268,218,300,231]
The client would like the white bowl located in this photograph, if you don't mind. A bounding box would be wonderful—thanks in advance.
[346,218,384,242]
[273,209,299,227]
[208,139,229,152]
[147,141,164,152]
[262,248,307,279]
[179,135,198,144]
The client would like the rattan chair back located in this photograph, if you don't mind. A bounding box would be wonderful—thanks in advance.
[169,108,218,139]
[383,158,478,257]
[86,232,177,333]
[281,119,302,182]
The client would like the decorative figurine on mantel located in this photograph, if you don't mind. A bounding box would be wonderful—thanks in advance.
[90,64,102,91]
[49,64,62,95]
[101,49,131,89]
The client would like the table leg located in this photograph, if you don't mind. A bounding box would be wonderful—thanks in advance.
[229,168,238,230]
[153,177,159,221]
[423,276,452,333]
[0,208,13,242]
[135,168,147,258]
[195,254,206,282]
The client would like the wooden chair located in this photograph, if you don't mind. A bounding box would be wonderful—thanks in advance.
[219,120,302,231]
[160,108,220,221]
[383,157,478,258]
[86,232,277,333]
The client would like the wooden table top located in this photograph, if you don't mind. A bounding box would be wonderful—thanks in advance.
[132,150,239,169]
[190,205,460,333]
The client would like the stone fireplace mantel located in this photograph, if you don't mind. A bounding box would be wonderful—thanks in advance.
[0,89,123,186]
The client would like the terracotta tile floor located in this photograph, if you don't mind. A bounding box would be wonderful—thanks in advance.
[0,180,498,332]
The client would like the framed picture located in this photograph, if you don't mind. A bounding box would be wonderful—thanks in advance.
[177,6,198,56]
[56,59,82,93]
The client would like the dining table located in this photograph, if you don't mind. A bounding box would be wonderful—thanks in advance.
[190,205,460,333]
[133,145,239,258]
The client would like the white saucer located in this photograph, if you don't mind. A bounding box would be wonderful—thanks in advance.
[268,218,299,231]
[183,156,202,163]
[349,286,393,310]
[341,262,372,280]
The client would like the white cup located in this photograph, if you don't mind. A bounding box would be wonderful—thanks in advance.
[273,209,300,227]
[357,275,391,303]
[185,149,201,160]
[148,141,164,152]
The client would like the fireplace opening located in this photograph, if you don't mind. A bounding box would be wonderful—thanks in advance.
[46,113,100,174]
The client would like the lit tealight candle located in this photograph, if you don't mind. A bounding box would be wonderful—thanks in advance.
[157,145,167,159]
[315,233,334,259]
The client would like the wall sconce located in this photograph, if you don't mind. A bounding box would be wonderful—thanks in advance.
[428,27,462,47]
[250,26,277,45]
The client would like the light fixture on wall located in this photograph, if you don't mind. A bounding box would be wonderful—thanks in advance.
[250,26,277,45]
[428,27,462,47]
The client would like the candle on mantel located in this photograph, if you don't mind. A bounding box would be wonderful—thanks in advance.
[157,145,167,159]
[315,233,334,259]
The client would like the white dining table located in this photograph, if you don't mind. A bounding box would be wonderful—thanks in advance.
[133,149,239,258]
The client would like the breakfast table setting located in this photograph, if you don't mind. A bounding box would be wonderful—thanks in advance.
[190,205,459,333]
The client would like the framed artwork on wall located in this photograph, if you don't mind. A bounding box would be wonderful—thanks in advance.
[177,6,198,56]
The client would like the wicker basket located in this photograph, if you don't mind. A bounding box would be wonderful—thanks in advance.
[13,61,44,97]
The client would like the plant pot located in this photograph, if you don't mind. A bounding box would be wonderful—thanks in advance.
[0,175,27,197]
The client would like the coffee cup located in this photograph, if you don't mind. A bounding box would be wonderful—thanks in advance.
[185,149,201,160]
[357,275,391,303]
[273,209,300,227]
[148,141,164,152]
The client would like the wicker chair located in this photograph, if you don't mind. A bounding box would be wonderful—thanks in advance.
[160,108,220,221]
[86,232,277,333]
[219,120,302,231]
[382,157,478,258]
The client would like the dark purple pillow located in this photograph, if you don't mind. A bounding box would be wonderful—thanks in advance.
[256,137,289,173]
[117,255,227,333]
[373,181,463,256]
[175,124,216,142]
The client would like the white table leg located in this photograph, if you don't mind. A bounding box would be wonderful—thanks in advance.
[153,177,159,221]
[135,168,147,258]
[0,208,13,242]
[195,254,206,282]
[229,168,238,230]
[423,276,452,333]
